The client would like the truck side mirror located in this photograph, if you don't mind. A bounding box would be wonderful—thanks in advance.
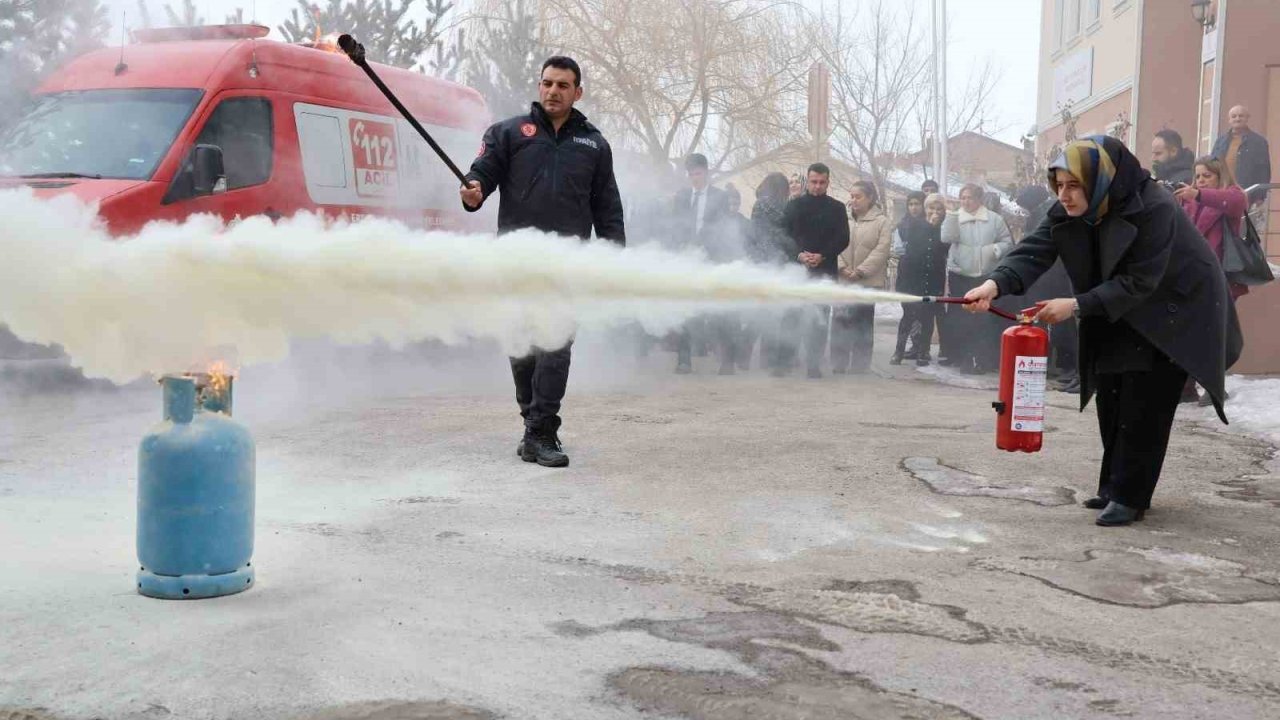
[192,144,226,196]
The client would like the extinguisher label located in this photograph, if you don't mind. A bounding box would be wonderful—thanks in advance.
[1011,355,1048,432]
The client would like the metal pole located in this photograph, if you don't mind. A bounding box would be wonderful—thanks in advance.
[931,0,940,178]
[337,34,469,185]
[937,0,948,196]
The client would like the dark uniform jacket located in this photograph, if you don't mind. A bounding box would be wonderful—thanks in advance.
[781,192,850,278]
[463,102,625,245]
[895,215,947,296]
[1212,128,1272,203]
[989,176,1242,423]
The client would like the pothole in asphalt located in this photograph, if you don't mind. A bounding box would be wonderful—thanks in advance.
[902,457,1077,507]
[595,611,979,719]
[973,547,1280,607]
[296,700,498,720]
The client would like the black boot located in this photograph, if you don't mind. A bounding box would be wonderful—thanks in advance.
[1096,501,1144,526]
[521,426,569,467]
[1082,495,1108,509]
[889,352,904,365]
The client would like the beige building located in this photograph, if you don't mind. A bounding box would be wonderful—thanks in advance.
[1035,0,1280,374]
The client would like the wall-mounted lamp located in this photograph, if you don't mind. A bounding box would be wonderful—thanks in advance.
[1190,0,1215,29]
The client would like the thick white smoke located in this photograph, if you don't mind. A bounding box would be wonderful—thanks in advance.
[0,189,919,382]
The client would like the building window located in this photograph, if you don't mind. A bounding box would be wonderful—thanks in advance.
[1087,0,1101,25]
[1053,0,1065,51]
[1065,0,1083,42]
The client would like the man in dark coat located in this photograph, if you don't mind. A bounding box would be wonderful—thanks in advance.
[1212,105,1272,204]
[461,56,625,468]
[780,162,851,377]
[1150,129,1195,188]
[671,153,730,373]
[965,136,1242,527]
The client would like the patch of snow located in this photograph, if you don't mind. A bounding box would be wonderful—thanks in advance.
[1186,375,1280,450]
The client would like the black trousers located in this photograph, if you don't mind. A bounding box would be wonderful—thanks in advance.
[510,340,573,432]
[1093,353,1188,509]
[945,273,1003,370]
[779,305,829,371]
[896,302,942,357]
[830,304,875,372]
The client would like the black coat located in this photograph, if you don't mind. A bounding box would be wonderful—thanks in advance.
[463,102,625,244]
[1152,147,1195,187]
[781,192,850,278]
[895,215,947,296]
[990,178,1242,423]
[748,198,797,264]
[671,185,731,253]
[1212,128,1272,203]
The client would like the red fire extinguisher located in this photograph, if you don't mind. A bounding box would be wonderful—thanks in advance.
[993,318,1050,453]
[921,297,1052,452]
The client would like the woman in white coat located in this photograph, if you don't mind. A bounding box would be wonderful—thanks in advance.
[941,183,1013,373]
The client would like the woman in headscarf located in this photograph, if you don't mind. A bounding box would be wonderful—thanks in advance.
[964,136,1242,526]
[892,193,948,365]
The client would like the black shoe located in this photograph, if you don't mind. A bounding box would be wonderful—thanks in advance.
[889,353,904,366]
[937,356,956,367]
[916,356,931,367]
[1060,377,1081,395]
[1096,501,1144,526]
[1082,495,1109,509]
[521,429,569,468]
[807,367,823,379]
[903,348,920,360]
[675,361,693,375]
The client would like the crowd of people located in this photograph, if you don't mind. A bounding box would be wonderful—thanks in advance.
[641,102,1271,399]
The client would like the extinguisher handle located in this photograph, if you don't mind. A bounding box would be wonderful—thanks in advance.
[920,296,1021,323]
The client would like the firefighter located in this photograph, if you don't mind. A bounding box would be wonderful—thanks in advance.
[964,136,1241,526]
[460,56,626,468]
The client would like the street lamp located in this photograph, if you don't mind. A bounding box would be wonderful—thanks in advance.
[1190,0,1215,29]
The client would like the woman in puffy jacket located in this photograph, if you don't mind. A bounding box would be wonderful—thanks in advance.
[832,180,892,373]
[941,183,1013,373]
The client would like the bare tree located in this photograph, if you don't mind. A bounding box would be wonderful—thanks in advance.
[540,0,810,177]
[805,1,1005,191]
[466,0,544,118]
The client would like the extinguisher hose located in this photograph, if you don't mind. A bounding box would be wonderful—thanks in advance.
[920,296,1021,322]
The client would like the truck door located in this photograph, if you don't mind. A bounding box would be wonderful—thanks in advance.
[161,95,278,221]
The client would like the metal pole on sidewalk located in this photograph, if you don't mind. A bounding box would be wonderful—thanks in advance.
[937,0,949,196]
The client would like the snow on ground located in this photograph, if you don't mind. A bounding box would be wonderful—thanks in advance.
[1187,375,1280,451]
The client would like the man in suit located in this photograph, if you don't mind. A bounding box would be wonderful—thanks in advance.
[1212,105,1272,204]
[672,153,729,373]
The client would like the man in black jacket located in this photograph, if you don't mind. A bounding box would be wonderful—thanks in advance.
[460,55,626,468]
[1150,129,1195,188]
[779,163,850,378]
[671,153,730,373]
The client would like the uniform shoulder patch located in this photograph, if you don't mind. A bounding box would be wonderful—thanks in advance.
[520,123,537,138]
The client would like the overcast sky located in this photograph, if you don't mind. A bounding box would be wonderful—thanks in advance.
[100,0,1041,146]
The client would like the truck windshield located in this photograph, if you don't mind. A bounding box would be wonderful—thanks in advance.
[0,88,202,181]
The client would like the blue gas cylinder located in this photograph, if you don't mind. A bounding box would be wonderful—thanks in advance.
[137,374,255,599]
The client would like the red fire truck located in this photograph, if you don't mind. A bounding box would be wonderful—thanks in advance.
[0,24,492,235]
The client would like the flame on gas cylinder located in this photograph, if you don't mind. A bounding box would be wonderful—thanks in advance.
[205,360,235,396]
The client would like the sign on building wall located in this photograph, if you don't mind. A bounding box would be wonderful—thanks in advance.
[1053,47,1094,109]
